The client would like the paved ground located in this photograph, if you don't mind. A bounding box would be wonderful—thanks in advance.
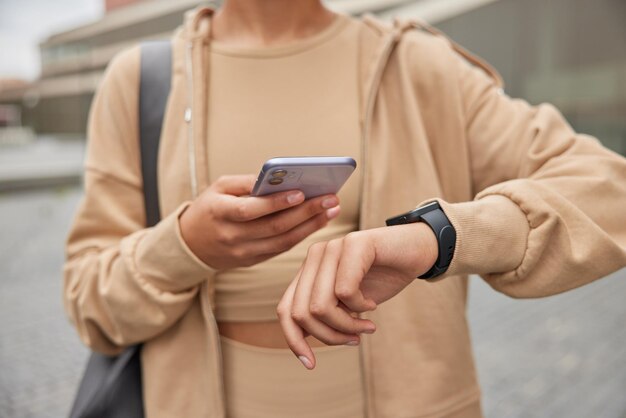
[0,186,625,418]
[469,270,626,418]
[0,187,88,418]
[0,138,83,191]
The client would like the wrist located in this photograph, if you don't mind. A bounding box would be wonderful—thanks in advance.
[376,223,438,277]
[385,201,456,279]
[406,222,438,277]
[178,202,216,269]
[178,202,197,253]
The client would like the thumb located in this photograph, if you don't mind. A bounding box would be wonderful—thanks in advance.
[212,174,256,196]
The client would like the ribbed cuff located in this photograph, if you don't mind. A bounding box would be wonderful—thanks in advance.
[418,195,530,278]
[132,202,217,292]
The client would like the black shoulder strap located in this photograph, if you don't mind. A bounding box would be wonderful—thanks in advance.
[69,43,172,418]
[139,41,172,227]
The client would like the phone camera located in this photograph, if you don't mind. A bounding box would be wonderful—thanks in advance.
[271,169,288,178]
[269,177,283,185]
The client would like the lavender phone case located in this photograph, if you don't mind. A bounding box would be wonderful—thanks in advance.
[251,156,357,199]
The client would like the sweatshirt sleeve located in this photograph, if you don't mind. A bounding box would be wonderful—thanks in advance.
[424,42,626,298]
[63,46,216,355]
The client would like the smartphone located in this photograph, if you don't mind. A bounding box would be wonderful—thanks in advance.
[251,156,357,199]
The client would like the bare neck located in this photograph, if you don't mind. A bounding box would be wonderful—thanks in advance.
[212,0,337,47]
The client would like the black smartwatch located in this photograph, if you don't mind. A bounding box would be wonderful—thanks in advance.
[385,201,456,279]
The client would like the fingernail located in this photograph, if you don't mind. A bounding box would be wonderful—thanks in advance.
[321,197,338,209]
[362,327,376,334]
[345,340,360,346]
[325,206,341,219]
[287,192,304,204]
[298,355,313,369]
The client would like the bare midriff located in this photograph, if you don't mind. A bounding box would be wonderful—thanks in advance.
[217,321,328,348]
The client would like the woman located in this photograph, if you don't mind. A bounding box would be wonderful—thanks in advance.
[63,1,626,417]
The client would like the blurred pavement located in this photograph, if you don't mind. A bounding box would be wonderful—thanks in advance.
[0,187,87,418]
[0,138,84,191]
[0,186,625,418]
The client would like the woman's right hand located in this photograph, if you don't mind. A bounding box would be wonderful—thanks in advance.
[179,174,341,270]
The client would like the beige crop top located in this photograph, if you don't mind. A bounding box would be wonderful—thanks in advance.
[207,14,362,322]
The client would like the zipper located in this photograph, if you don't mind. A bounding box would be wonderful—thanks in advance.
[357,32,399,418]
[202,281,228,417]
[185,38,227,416]
[185,41,199,199]
[207,292,227,416]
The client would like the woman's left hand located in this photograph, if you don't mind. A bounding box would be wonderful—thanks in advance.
[276,222,438,369]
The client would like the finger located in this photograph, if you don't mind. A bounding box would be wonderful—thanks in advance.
[335,234,378,312]
[241,208,340,257]
[243,194,339,239]
[277,269,316,369]
[211,174,257,196]
[230,209,338,268]
[217,189,308,222]
[310,240,377,335]
[291,243,361,346]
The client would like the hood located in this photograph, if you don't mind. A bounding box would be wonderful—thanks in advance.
[182,6,214,41]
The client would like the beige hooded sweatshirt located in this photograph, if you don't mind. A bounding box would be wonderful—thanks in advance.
[64,7,626,418]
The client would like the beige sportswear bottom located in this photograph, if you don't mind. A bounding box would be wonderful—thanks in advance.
[220,335,365,418]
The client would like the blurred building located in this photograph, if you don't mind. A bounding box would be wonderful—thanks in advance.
[432,0,626,155]
[0,0,206,136]
[0,0,624,155]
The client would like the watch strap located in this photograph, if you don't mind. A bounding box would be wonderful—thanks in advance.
[385,202,456,280]
[419,209,456,279]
